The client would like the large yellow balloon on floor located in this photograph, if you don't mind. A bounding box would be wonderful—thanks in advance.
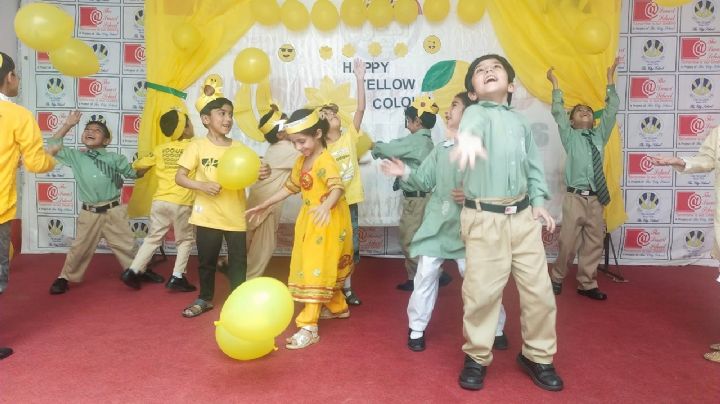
[233,47,270,84]
[340,0,366,28]
[574,18,610,55]
[215,322,275,361]
[219,277,294,342]
[49,38,100,77]
[14,3,73,52]
[217,145,261,190]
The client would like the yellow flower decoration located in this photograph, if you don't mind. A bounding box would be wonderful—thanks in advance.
[394,42,408,57]
[342,44,356,58]
[304,76,357,130]
[319,46,333,60]
[368,41,382,57]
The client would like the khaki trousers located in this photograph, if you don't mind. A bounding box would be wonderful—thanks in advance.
[552,193,605,290]
[398,195,429,280]
[245,206,281,280]
[60,204,137,282]
[460,206,557,365]
[129,200,194,275]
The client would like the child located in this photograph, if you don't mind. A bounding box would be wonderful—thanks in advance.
[246,108,354,350]
[452,54,563,391]
[546,58,620,301]
[382,93,508,352]
[120,108,197,292]
[371,95,451,291]
[322,58,366,305]
[175,96,270,318]
[244,105,298,279]
[48,112,155,295]
[649,128,720,364]
[0,51,57,359]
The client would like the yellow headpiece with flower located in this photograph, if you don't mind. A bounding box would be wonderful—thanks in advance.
[411,95,440,115]
[284,109,321,135]
[195,73,224,113]
[259,107,285,135]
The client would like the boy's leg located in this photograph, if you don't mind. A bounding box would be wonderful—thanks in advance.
[398,196,429,284]
[128,201,171,272]
[170,204,194,276]
[101,205,138,270]
[59,209,104,282]
[576,197,605,291]
[407,255,444,333]
[0,221,10,293]
[225,230,247,291]
[246,209,279,279]
[195,226,224,302]
[552,194,584,287]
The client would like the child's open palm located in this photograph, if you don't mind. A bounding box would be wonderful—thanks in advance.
[451,132,488,170]
[309,204,331,227]
[245,205,268,224]
[380,158,405,177]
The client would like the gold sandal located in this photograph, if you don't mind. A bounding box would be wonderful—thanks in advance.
[703,351,720,363]
[319,306,350,320]
[709,343,720,351]
[285,327,320,350]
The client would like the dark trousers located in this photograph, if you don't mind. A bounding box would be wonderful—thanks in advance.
[349,203,360,264]
[196,226,247,302]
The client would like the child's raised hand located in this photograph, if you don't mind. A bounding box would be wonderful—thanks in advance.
[532,206,556,233]
[64,110,82,127]
[546,67,558,88]
[354,58,366,80]
[451,132,487,170]
[380,158,405,177]
[309,204,331,227]
[46,144,62,156]
[258,162,271,181]
[607,57,620,84]
[200,181,222,196]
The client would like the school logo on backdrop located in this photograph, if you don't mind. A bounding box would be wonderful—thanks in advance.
[640,115,662,135]
[77,77,120,109]
[133,9,145,28]
[628,153,654,175]
[676,191,703,213]
[80,7,104,27]
[633,0,658,21]
[642,39,665,60]
[693,0,716,23]
[92,43,109,62]
[79,78,103,97]
[625,229,652,249]
[37,112,61,133]
[131,221,149,239]
[631,77,656,98]
[628,76,675,109]
[631,0,678,33]
[36,182,75,215]
[78,6,121,38]
[133,80,147,99]
[47,218,64,237]
[626,152,673,186]
[638,192,660,213]
[46,77,65,96]
[684,229,705,249]
[690,76,713,100]
[122,44,145,75]
[38,183,59,203]
[121,114,141,146]
[681,38,707,60]
[678,115,706,138]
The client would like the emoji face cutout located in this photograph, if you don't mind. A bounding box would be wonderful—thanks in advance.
[278,44,296,62]
[423,35,441,54]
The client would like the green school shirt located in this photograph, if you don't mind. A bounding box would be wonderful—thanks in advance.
[371,128,434,192]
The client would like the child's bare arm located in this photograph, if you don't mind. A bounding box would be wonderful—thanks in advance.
[607,57,620,85]
[175,166,221,196]
[245,187,293,223]
[546,67,559,90]
[353,58,366,132]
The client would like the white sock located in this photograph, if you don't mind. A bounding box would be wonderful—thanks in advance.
[410,330,423,339]
[173,272,183,279]
[343,277,352,289]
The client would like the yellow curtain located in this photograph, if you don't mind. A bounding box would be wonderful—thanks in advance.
[128,0,254,217]
[488,0,628,232]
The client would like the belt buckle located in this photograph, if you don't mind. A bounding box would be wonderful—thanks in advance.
[504,205,517,215]
[89,206,97,213]
[580,190,590,196]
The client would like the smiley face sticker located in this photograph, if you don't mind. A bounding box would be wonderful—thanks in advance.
[278,44,296,62]
[423,35,441,54]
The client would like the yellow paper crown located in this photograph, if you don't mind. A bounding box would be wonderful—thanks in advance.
[284,109,321,135]
[411,95,439,115]
[195,73,225,113]
[259,108,284,135]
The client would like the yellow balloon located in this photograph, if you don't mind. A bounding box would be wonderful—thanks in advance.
[215,322,275,361]
[311,0,340,31]
[281,0,310,31]
[49,39,100,78]
[14,3,73,52]
[219,277,295,342]
[394,0,419,25]
[340,0,366,27]
[367,0,393,28]
[424,0,450,22]
[457,0,486,24]
[172,24,201,52]
[217,145,261,190]
[251,0,281,25]
[233,47,270,84]
[356,131,373,158]
[574,18,610,55]
[654,0,692,6]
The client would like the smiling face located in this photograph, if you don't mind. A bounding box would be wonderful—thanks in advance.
[320,107,341,131]
[289,130,323,157]
[467,58,514,105]
[278,44,296,62]
[569,105,594,130]
[202,104,233,135]
[82,123,111,149]
[444,96,468,134]
[423,35,441,54]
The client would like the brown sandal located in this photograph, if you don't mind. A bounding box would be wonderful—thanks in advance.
[182,299,214,318]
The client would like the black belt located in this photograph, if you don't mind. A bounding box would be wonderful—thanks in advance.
[567,186,596,197]
[403,191,427,198]
[82,199,120,213]
[464,196,530,215]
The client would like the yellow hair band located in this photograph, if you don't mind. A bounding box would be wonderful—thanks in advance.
[284,109,320,135]
[0,54,3,69]
[172,110,187,140]
[412,95,439,115]
[259,109,283,135]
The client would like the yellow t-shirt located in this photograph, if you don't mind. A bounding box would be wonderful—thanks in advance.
[327,129,364,205]
[133,139,194,206]
[177,137,247,231]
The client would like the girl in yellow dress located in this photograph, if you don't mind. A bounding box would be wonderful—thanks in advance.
[246,108,354,350]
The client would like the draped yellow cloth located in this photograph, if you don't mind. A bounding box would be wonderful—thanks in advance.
[128,0,254,217]
[488,0,628,232]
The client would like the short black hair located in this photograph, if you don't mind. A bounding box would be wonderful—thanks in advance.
[404,106,437,129]
[199,97,233,117]
[570,104,594,118]
[454,91,474,107]
[465,54,516,105]
[0,52,16,83]
[287,108,329,148]
[258,105,288,144]
[86,120,111,140]
[159,110,190,137]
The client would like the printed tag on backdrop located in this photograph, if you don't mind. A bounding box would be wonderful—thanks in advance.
[274,223,294,256]
[36,75,75,108]
[37,111,76,143]
[673,189,716,224]
[77,77,121,110]
[677,74,720,110]
[122,6,145,40]
[35,52,54,72]
[121,78,147,110]
[626,151,674,186]
[631,0,679,33]
[628,36,678,72]
[358,227,386,255]
[626,113,675,149]
[628,75,676,110]
[679,36,720,71]
[87,41,121,75]
[36,181,76,215]
[676,113,719,147]
[625,188,673,224]
[77,5,121,38]
[680,0,719,32]
[618,36,629,72]
[676,151,716,188]
[541,227,560,260]
[670,227,715,260]
[37,216,75,249]
[120,113,141,146]
[82,111,120,146]
[620,227,670,259]
[122,43,146,75]
[129,219,150,245]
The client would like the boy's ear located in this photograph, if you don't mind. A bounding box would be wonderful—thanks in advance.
[200,114,210,125]
[102,136,111,146]
[315,128,323,139]
[507,82,515,94]
[467,91,478,101]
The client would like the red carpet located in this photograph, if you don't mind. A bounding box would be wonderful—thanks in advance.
[2,254,720,402]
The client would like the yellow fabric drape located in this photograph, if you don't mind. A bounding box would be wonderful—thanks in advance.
[488,0,628,232]
[128,0,254,217]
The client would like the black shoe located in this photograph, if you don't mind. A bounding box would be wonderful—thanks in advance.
[577,287,607,301]
[140,268,165,283]
[0,347,13,360]
[49,278,69,295]
[166,275,197,292]
[551,281,562,296]
[396,279,414,291]
[407,329,425,352]
[439,271,452,287]
[493,333,508,350]
[120,269,141,290]
[458,355,486,390]
[516,353,564,391]
[343,287,362,305]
